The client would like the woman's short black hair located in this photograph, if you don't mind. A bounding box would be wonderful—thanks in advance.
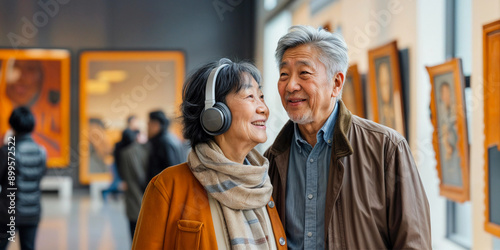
[9,106,35,135]
[181,58,261,149]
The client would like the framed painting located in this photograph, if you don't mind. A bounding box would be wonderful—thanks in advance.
[426,58,469,203]
[0,49,71,167]
[342,64,365,118]
[483,19,500,238]
[368,41,405,136]
[79,50,185,184]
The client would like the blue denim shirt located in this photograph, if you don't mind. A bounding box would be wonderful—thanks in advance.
[285,102,339,249]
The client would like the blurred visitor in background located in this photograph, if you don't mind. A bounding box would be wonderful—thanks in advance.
[113,115,139,174]
[0,107,47,250]
[102,115,142,201]
[115,129,148,240]
[145,110,185,182]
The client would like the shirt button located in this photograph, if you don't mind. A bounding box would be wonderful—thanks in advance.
[279,237,286,246]
[307,232,313,237]
[309,158,314,163]
[328,139,331,143]
[308,194,313,200]
[268,201,275,208]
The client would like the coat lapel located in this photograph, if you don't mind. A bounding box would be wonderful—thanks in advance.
[324,100,353,235]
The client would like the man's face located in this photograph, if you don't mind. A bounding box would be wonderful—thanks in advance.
[278,44,338,125]
[6,60,43,106]
[147,119,161,139]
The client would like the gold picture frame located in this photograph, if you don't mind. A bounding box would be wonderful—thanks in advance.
[483,19,500,238]
[426,58,469,203]
[368,41,405,136]
[0,49,71,167]
[79,51,185,184]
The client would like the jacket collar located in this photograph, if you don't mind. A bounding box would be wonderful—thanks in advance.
[331,100,353,160]
[268,120,294,156]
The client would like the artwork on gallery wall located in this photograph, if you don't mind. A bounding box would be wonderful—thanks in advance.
[79,50,185,184]
[0,49,71,167]
[426,58,469,203]
[368,41,405,136]
[343,64,365,118]
[483,19,500,238]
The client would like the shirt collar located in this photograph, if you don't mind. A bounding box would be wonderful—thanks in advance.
[293,101,339,148]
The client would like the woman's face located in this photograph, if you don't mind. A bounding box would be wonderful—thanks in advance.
[6,60,43,106]
[223,74,269,146]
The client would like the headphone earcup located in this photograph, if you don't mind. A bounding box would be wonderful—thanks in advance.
[200,102,232,136]
[213,102,231,134]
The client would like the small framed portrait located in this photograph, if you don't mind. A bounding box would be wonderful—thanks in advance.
[0,49,71,167]
[368,41,405,136]
[483,19,500,237]
[79,50,185,184]
[426,58,469,203]
[342,64,365,118]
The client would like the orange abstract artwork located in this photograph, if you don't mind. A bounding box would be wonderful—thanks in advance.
[0,49,70,168]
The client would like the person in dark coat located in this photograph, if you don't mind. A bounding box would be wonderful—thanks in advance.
[0,107,47,250]
[146,111,185,182]
[103,115,140,201]
[115,129,148,240]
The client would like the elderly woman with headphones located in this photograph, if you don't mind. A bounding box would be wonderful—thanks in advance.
[132,58,287,250]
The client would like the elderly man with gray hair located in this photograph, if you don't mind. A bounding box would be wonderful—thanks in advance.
[265,25,431,249]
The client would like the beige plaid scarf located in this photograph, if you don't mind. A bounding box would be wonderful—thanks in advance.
[188,141,273,249]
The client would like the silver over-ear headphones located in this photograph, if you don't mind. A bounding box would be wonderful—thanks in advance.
[200,64,232,136]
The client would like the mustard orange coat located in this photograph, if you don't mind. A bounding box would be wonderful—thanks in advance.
[132,163,287,249]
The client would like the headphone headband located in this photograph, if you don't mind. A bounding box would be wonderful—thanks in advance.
[204,64,229,110]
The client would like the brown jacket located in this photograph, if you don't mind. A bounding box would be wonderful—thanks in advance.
[265,101,431,249]
[132,163,287,249]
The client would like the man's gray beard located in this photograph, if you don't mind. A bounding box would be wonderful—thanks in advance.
[288,110,313,124]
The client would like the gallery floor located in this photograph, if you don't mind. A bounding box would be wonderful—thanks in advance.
[6,190,131,250]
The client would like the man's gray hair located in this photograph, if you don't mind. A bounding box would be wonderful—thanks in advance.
[275,25,349,97]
